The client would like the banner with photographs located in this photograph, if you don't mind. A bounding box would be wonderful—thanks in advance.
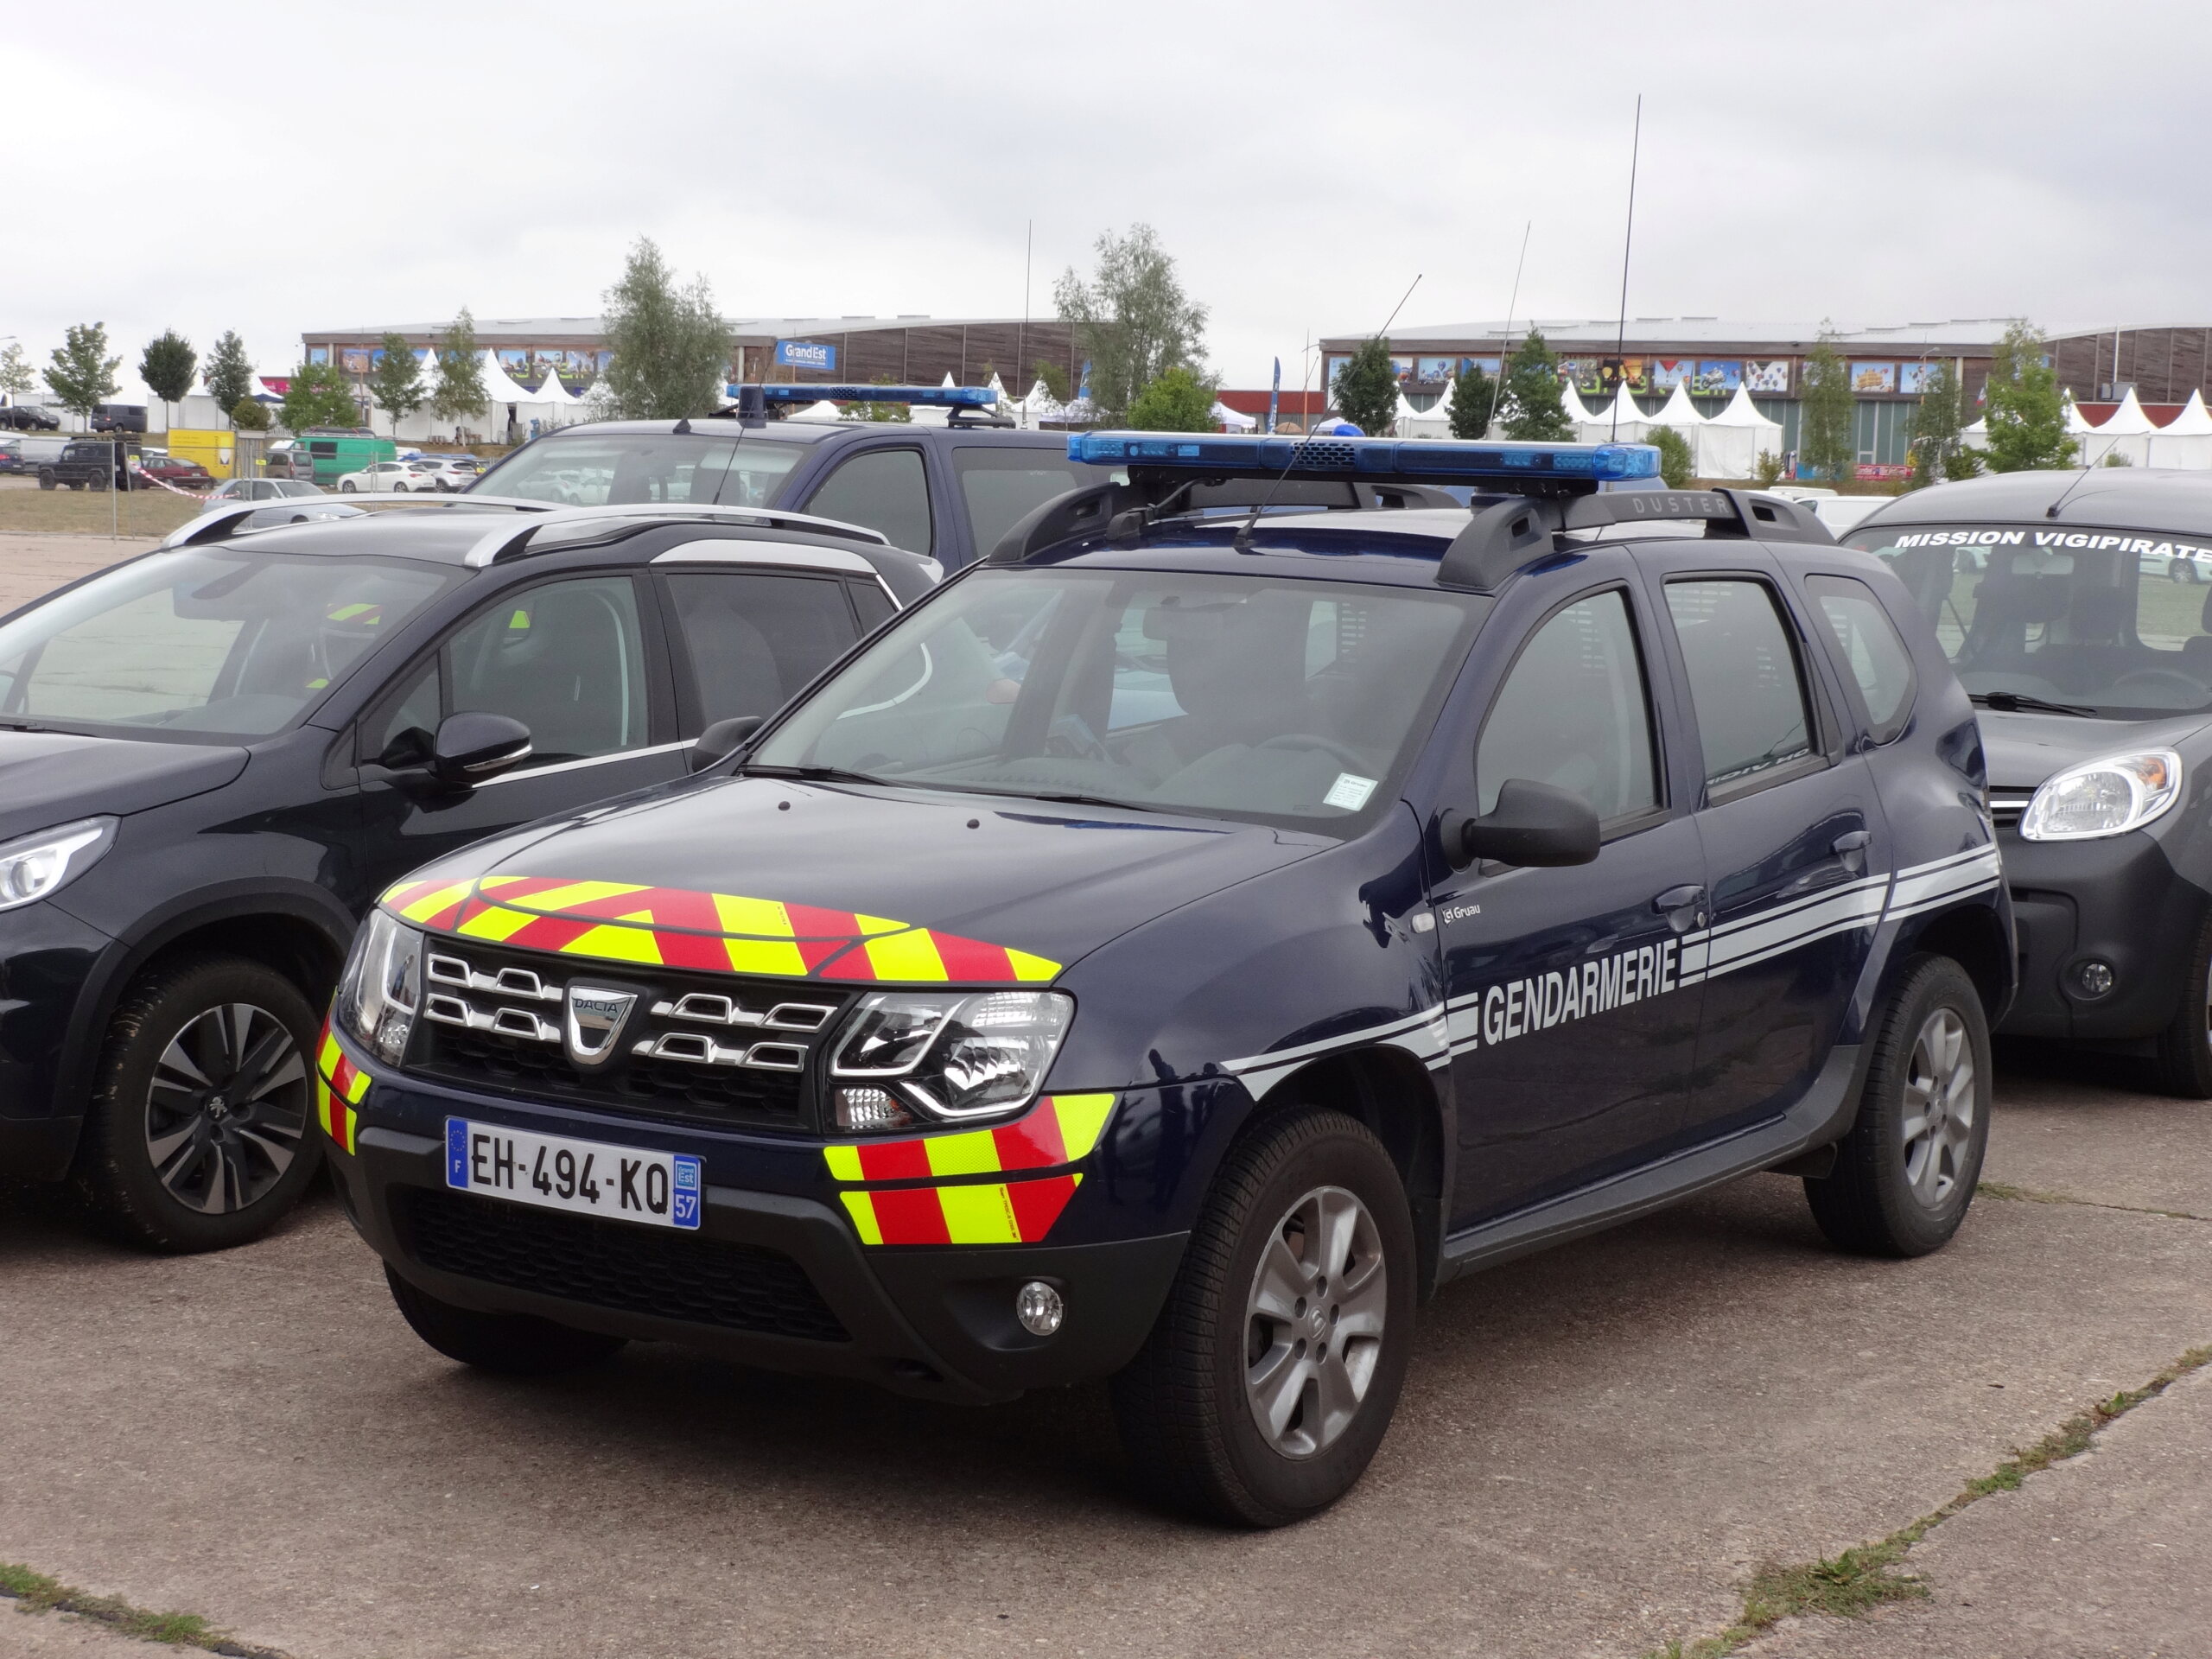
[1744,359,1791,393]
[1459,356,1503,378]
[1414,357,1458,383]
[1851,361,1897,393]
[1694,361,1743,394]
[1651,359,1693,390]
[1391,357,1415,384]
[1897,362,1950,394]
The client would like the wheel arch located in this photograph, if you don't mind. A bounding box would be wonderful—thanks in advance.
[1899,899,2013,1027]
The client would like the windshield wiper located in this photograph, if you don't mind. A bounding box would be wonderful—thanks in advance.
[939,784,1155,813]
[0,718,77,735]
[1970,691,2097,717]
[737,762,889,785]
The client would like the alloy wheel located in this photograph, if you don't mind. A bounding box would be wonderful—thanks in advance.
[1900,1007,1975,1207]
[143,1002,309,1215]
[1243,1184,1389,1459]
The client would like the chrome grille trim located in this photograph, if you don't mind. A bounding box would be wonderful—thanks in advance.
[652,992,836,1033]
[631,1033,810,1071]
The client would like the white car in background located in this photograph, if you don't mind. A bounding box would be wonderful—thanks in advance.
[410,455,486,493]
[337,459,441,493]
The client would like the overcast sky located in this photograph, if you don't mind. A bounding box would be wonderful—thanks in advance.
[11,1,2212,397]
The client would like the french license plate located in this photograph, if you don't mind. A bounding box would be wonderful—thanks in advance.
[444,1118,701,1230]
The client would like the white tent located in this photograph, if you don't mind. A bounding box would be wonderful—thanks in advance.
[1697,385,1787,480]
[910,372,958,428]
[2077,386,2155,468]
[1647,381,1708,470]
[797,398,848,421]
[1395,390,1448,440]
[2148,390,2212,470]
[1959,415,1990,452]
[1213,400,1258,431]
[1583,385,1650,444]
[1558,381,1599,432]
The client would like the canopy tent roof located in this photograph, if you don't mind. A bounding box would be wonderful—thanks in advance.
[531,365,578,405]
[2064,395,2097,435]
[1694,385,1786,480]
[2158,389,2212,435]
[2097,387,2158,435]
[2146,389,2212,467]
[1558,382,1599,428]
[1212,400,1257,430]
[1705,384,1784,433]
[477,351,538,405]
[1582,386,1649,442]
[1649,380,1708,429]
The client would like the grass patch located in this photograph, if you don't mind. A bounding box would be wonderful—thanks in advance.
[0,481,203,538]
[0,1560,276,1654]
[1645,1342,2212,1658]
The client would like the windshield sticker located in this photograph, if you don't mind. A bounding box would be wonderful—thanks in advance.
[1888,528,2212,562]
[1324,772,1378,811]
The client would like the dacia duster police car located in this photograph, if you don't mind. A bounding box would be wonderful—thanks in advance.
[325,434,2012,1525]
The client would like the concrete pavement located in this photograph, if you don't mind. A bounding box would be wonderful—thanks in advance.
[4,1059,2210,1658]
[0,534,152,613]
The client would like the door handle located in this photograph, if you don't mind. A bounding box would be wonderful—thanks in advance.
[1652,884,1709,931]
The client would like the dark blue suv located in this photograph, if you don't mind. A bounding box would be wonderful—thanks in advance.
[324,436,2012,1526]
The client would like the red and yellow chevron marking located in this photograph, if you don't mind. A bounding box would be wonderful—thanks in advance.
[313,1020,372,1155]
[822,1093,1116,1184]
[378,876,1061,985]
[839,1174,1081,1246]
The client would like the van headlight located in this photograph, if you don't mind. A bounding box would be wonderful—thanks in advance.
[2018,750,2183,841]
[830,990,1072,1130]
[0,817,117,912]
[335,909,423,1065]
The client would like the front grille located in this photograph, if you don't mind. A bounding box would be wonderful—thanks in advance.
[401,1186,848,1344]
[1989,790,2034,830]
[409,938,853,1131]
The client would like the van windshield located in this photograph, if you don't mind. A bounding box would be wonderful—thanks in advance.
[0,550,460,739]
[472,430,805,509]
[1847,521,2212,715]
[752,568,1484,831]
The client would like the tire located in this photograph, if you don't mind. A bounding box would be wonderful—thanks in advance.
[393,482,409,493]
[1805,953,1991,1257]
[1109,1108,1416,1527]
[37,470,54,490]
[2152,911,2212,1097]
[385,1264,626,1376]
[73,956,326,1254]
[340,480,356,493]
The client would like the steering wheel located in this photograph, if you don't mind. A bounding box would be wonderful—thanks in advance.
[2108,667,2207,700]
[1258,733,1370,772]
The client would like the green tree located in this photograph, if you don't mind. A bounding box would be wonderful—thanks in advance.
[1649,425,1695,487]
[1982,321,2076,473]
[1126,365,1220,431]
[1033,359,1072,404]
[1754,449,1785,486]
[1905,360,1966,490]
[1942,446,1985,481]
[46,322,120,422]
[367,334,428,433]
[430,308,489,426]
[204,331,255,416]
[1798,325,1856,484]
[1447,362,1498,438]
[138,329,197,421]
[0,340,33,401]
[1499,328,1572,441]
[281,360,361,431]
[842,373,912,423]
[601,238,730,420]
[1331,337,1400,435]
[231,396,271,431]
[1052,223,1209,423]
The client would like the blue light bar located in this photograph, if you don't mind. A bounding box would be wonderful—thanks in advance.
[1066,430,1661,484]
[728,383,997,408]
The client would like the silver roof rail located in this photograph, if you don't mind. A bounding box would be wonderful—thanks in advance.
[156,493,560,550]
[459,502,892,569]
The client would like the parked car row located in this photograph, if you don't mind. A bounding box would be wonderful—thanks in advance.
[7,397,2212,1527]
[1,404,61,430]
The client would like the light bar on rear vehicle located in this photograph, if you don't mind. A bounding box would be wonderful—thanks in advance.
[1065,431,1662,484]
[727,384,998,408]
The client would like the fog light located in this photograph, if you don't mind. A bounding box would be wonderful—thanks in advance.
[835,1086,913,1132]
[1014,1281,1064,1338]
[2074,960,2116,997]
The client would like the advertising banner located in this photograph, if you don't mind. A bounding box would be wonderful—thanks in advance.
[1898,362,1948,394]
[776,340,837,373]
[1851,361,1898,393]
[1744,359,1791,392]
[1652,359,1693,390]
[1694,361,1743,393]
[1414,357,1457,383]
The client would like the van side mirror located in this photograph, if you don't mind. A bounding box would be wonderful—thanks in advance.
[1437,779,1601,871]
[691,714,764,772]
[430,712,532,785]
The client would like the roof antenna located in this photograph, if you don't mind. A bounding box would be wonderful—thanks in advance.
[1610,95,1643,441]
[1231,273,1421,552]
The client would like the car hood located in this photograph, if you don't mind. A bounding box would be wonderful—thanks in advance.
[1980,709,2212,791]
[381,776,1333,985]
[0,731,249,841]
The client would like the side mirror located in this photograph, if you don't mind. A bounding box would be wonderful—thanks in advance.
[1437,779,1600,871]
[431,711,532,785]
[691,714,764,772]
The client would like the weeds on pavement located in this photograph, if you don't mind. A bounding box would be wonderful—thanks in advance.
[0,1560,283,1654]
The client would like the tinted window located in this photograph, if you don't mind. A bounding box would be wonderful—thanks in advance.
[804,448,932,553]
[1665,578,1815,790]
[474,434,752,507]
[1808,574,1914,735]
[1477,589,1657,823]
[952,448,1103,558]
[664,570,859,727]
[444,575,649,765]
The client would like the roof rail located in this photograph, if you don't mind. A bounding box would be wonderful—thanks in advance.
[1436,486,1834,593]
[459,502,893,569]
[159,499,366,548]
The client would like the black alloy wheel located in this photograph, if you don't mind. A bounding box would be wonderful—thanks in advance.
[75,956,325,1253]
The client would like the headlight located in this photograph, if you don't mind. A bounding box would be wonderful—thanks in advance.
[0,817,117,912]
[335,908,423,1065]
[2018,750,2183,842]
[830,990,1072,1131]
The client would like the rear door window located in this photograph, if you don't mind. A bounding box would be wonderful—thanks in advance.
[1663,577,1817,796]
[1806,574,1916,739]
[660,569,861,728]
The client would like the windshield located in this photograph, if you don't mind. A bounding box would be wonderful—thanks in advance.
[471,430,804,509]
[0,549,460,738]
[753,568,1482,830]
[1847,521,2212,715]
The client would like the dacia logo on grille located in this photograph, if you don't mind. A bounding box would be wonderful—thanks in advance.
[563,985,637,1068]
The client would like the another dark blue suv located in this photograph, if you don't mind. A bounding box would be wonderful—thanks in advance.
[327,437,2012,1525]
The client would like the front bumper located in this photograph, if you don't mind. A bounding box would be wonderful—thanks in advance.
[1997,827,2211,1042]
[328,1065,1188,1405]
